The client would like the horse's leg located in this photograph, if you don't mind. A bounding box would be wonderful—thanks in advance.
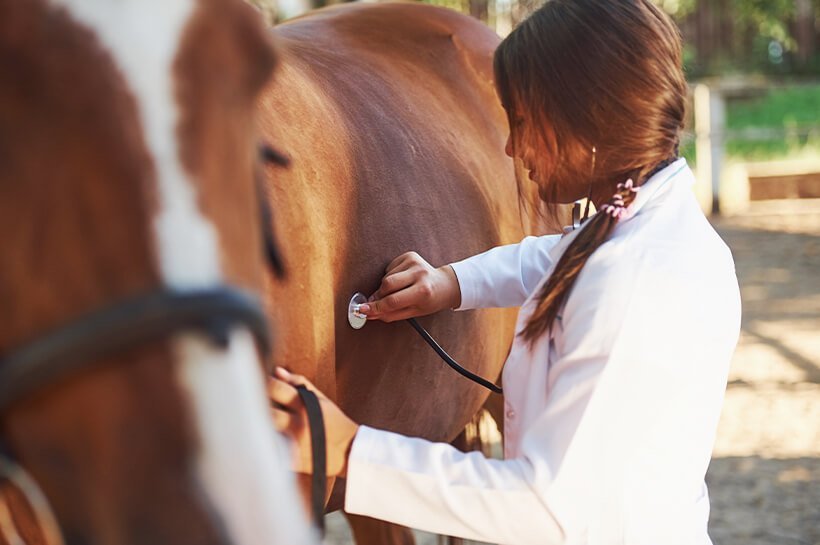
[345,513,415,545]
[483,393,505,439]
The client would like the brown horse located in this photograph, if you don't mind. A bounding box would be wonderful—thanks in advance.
[0,1,312,544]
[258,2,555,542]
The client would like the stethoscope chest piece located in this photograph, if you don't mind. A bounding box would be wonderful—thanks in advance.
[348,292,368,330]
[345,291,502,393]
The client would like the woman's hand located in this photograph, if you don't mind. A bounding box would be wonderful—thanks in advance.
[357,251,461,322]
[268,367,359,477]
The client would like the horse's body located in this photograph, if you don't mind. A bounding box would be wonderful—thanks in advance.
[259,2,553,536]
[0,1,312,544]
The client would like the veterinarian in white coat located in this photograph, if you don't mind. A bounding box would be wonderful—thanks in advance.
[269,1,742,543]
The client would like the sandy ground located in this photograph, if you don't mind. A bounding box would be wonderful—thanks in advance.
[325,198,820,545]
[706,199,820,545]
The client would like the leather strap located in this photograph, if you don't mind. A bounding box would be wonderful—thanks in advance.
[0,288,271,412]
[294,385,326,536]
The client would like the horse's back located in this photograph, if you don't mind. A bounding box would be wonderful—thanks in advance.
[260,3,529,441]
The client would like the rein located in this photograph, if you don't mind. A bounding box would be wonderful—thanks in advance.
[0,288,270,411]
[293,386,327,535]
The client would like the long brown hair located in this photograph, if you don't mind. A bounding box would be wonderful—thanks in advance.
[493,0,687,342]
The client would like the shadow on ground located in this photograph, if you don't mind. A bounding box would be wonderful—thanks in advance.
[707,456,820,545]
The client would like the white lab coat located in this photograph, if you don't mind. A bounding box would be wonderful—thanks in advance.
[345,159,742,545]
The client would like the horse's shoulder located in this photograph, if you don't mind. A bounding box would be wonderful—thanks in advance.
[277,2,498,54]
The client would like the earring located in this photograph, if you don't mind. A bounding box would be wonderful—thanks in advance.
[582,146,596,222]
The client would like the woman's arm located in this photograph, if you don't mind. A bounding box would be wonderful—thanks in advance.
[450,234,562,310]
[360,234,562,321]
[345,426,564,545]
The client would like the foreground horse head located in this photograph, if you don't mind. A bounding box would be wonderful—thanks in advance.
[0,1,311,544]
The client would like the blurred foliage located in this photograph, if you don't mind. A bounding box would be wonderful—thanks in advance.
[655,0,698,17]
[655,0,820,77]
[266,0,820,76]
[423,0,820,77]
[729,85,820,128]
[420,0,467,11]
[726,85,820,159]
[682,85,820,164]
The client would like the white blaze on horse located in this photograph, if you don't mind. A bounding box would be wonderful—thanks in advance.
[0,1,312,544]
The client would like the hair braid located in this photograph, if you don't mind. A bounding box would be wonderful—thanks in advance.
[520,180,641,343]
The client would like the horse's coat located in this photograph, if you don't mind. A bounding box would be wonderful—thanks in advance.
[259,2,554,524]
[0,1,312,544]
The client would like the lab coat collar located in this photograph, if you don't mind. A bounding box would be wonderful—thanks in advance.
[550,158,692,261]
[623,157,691,222]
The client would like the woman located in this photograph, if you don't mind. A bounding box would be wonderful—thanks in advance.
[269,0,741,543]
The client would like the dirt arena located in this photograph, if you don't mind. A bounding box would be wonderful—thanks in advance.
[326,198,820,545]
[707,199,820,545]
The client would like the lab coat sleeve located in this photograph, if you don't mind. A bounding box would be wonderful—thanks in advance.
[449,234,562,310]
[344,425,565,545]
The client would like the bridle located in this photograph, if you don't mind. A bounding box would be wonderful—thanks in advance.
[0,289,272,413]
[0,144,333,544]
[0,288,274,545]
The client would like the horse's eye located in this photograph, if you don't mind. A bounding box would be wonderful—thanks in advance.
[259,143,290,168]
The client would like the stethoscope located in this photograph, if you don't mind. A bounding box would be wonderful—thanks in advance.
[347,293,504,394]
[345,155,682,403]
[344,196,593,396]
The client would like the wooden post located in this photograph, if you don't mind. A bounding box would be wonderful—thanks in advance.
[469,0,489,22]
[694,83,726,215]
[795,0,815,65]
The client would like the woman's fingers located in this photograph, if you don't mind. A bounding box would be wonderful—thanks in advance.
[362,251,447,321]
[384,251,419,275]
[273,367,327,401]
[275,366,308,388]
[369,269,416,303]
[364,277,440,321]
[267,373,307,412]
[271,405,298,433]
[267,368,360,478]
[367,255,419,302]
[359,287,413,320]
